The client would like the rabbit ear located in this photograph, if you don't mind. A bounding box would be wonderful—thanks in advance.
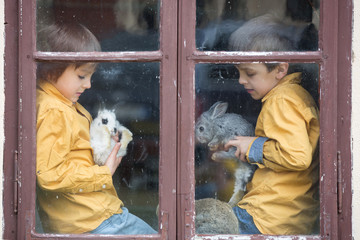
[209,101,228,119]
[95,94,106,110]
[112,102,123,115]
[96,102,105,116]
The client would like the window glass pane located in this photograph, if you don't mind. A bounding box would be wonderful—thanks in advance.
[194,63,319,235]
[37,0,160,51]
[196,0,319,51]
[81,62,160,230]
[36,61,159,234]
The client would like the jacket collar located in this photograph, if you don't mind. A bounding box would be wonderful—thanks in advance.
[37,79,92,121]
[261,72,302,102]
[38,79,74,107]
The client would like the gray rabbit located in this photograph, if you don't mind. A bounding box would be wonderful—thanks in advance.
[195,101,257,207]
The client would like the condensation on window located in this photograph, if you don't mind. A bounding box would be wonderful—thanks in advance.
[35,61,160,233]
[36,0,160,51]
[81,62,160,231]
[196,0,320,51]
[194,62,319,235]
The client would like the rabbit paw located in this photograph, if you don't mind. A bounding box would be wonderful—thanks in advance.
[117,128,133,157]
[208,142,220,151]
[211,151,228,162]
[211,150,237,162]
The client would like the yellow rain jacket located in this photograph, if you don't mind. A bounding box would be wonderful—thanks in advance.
[240,73,319,235]
[36,80,123,233]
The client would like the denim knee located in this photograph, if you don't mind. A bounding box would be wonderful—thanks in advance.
[233,206,261,234]
[91,207,157,235]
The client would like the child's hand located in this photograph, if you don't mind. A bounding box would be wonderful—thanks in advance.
[112,131,120,142]
[224,136,256,162]
[104,142,122,175]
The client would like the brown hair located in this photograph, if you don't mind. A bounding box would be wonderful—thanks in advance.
[228,14,296,72]
[37,22,101,82]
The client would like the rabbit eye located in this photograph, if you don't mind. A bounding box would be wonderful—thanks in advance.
[102,118,108,124]
[199,126,204,132]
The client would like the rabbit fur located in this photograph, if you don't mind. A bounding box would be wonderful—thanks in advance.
[90,108,133,166]
[195,198,239,234]
[195,101,257,207]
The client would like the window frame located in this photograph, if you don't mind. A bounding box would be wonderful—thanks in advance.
[3,0,20,239]
[3,0,353,239]
[177,0,352,239]
[5,0,178,239]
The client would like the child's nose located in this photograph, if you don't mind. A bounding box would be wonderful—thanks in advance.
[83,78,91,89]
[238,76,247,85]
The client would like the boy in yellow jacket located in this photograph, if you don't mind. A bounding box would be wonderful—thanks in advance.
[224,15,319,235]
[36,22,156,235]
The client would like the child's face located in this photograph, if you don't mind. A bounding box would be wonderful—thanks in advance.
[235,63,281,100]
[51,63,95,103]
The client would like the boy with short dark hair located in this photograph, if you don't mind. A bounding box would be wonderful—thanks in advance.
[225,15,319,235]
[36,22,156,235]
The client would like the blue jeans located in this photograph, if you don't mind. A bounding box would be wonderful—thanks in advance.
[91,207,157,235]
[233,206,261,234]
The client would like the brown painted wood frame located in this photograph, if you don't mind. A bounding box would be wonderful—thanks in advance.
[4,0,178,239]
[3,0,19,239]
[3,0,353,239]
[177,0,352,239]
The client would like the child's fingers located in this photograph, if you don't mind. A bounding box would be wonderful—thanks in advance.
[239,152,246,162]
[110,142,121,156]
[111,132,120,142]
[108,142,122,163]
[234,147,241,159]
[111,136,118,142]
[224,140,234,150]
[105,142,122,175]
[233,145,247,162]
[225,136,243,150]
[114,155,123,167]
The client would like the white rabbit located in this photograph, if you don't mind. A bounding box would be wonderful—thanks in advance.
[90,109,133,166]
[195,101,257,207]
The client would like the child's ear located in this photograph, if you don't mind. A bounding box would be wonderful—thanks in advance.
[275,63,289,80]
[47,74,57,83]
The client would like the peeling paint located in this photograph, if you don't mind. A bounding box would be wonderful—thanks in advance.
[194,235,316,240]
[19,0,23,37]
[178,93,182,103]
[19,98,23,112]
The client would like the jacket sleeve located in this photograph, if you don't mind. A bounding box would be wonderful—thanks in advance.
[249,98,315,172]
[36,108,114,194]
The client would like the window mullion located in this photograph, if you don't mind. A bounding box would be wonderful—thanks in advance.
[17,0,37,239]
[33,51,163,62]
[318,0,340,239]
[191,51,322,63]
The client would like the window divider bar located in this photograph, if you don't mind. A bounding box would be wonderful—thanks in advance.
[33,51,163,62]
[190,51,322,63]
